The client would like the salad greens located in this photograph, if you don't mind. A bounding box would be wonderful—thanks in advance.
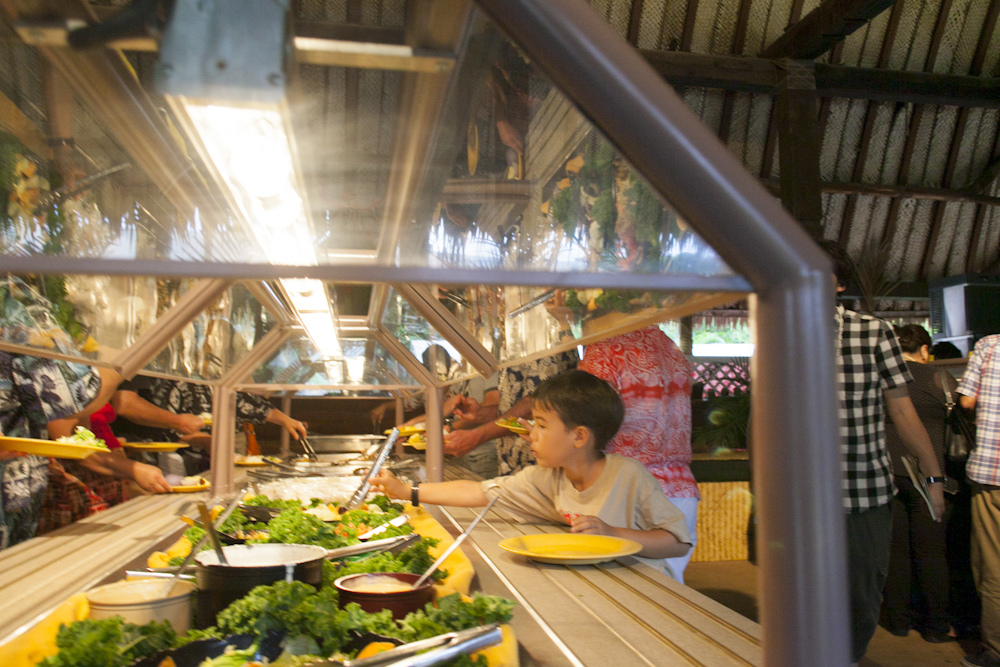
[322,537,444,586]
[210,580,512,661]
[38,618,179,667]
[262,508,352,550]
[242,495,304,510]
[55,426,109,450]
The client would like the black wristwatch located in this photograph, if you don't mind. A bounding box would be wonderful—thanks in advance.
[925,476,947,485]
[411,485,420,507]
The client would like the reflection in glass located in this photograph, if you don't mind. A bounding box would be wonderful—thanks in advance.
[252,333,420,388]
[145,282,275,380]
[381,288,477,383]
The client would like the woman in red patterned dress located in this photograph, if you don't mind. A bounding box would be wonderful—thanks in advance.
[579,325,699,583]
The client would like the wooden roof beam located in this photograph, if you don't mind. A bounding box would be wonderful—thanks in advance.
[760,178,1000,207]
[762,0,897,60]
[641,51,1000,108]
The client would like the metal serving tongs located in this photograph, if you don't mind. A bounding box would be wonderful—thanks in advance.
[340,428,399,513]
[314,624,503,667]
[300,434,319,462]
[153,485,250,590]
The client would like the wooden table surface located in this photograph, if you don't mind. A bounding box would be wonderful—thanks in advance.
[437,465,762,667]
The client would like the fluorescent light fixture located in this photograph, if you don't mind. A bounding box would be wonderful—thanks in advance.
[346,356,366,383]
[180,103,314,267]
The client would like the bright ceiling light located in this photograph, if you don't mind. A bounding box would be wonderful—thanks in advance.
[346,356,366,383]
[156,0,342,368]
[179,104,314,267]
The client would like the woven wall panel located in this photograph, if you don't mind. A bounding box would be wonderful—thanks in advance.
[690,481,752,563]
[891,0,937,71]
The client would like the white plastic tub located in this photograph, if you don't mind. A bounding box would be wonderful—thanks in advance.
[86,578,196,634]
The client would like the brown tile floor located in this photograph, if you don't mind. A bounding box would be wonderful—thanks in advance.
[685,560,973,666]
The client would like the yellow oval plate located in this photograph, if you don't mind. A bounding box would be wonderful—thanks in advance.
[406,434,427,451]
[498,533,642,565]
[495,418,530,435]
[170,478,210,493]
[0,436,107,459]
[235,455,281,466]
[123,442,190,452]
[385,426,425,437]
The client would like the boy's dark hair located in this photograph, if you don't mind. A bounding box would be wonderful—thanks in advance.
[530,370,625,452]
[894,324,931,354]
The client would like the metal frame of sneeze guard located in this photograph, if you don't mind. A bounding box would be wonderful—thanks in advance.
[471,1,847,666]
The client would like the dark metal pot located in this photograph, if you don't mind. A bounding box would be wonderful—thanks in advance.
[194,544,327,627]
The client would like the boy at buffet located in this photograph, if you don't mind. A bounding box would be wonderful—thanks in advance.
[373,369,692,580]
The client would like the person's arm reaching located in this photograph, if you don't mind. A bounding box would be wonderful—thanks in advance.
[444,396,531,457]
[76,451,172,493]
[960,394,977,410]
[569,515,689,559]
[76,367,126,418]
[47,417,171,493]
[372,470,489,507]
[111,390,205,434]
[264,408,307,441]
[884,386,946,520]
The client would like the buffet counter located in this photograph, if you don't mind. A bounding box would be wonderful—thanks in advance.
[0,464,761,667]
[0,490,205,646]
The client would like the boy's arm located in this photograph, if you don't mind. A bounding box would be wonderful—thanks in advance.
[571,516,690,559]
[372,470,489,507]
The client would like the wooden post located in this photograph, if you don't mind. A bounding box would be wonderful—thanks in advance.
[394,395,406,457]
[425,386,444,483]
[210,386,237,494]
[679,315,694,355]
[280,395,291,457]
[775,60,823,240]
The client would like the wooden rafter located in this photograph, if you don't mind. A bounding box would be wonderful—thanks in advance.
[640,50,1000,108]
[626,0,646,45]
[760,0,809,180]
[880,0,954,273]
[965,0,1000,273]
[680,0,699,51]
[837,0,904,248]
[717,0,754,146]
[761,179,1000,207]
[762,0,897,59]
[920,0,994,278]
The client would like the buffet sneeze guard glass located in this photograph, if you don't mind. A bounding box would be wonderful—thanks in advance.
[248,331,421,396]
[0,0,848,665]
[143,282,277,381]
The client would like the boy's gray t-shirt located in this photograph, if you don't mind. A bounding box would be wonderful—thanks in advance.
[481,454,691,579]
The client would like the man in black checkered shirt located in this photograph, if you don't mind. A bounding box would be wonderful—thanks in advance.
[825,243,947,665]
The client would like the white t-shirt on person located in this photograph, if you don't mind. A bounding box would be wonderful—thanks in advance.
[480,454,691,579]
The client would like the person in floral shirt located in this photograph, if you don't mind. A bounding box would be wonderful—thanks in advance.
[579,326,699,583]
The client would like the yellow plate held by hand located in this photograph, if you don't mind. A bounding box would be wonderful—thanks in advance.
[170,478,210,493]
[498,533,642,565]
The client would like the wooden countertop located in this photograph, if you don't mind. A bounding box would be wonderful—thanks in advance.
[0,489,211,646]
[438,466,761,666]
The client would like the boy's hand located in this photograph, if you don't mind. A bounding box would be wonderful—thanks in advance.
[570,514,613,536]
[516,418,534,442]
[371,469,410,500]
